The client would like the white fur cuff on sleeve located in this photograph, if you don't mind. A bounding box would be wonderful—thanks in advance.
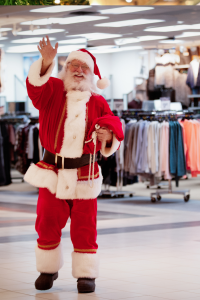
[28,57,55,87]
[24,163,58,195]
[100,134,121,157]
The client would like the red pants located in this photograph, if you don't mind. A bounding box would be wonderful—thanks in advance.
[35,188,99,278]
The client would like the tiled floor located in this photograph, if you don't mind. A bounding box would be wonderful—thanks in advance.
[1,176,200,300]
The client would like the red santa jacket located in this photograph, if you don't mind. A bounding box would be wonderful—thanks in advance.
[24,58,122,200]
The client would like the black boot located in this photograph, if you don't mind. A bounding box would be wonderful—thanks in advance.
[35,272,58,290]
[77,278,95,293]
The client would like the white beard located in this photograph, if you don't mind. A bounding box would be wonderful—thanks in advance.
[58,67,97,93]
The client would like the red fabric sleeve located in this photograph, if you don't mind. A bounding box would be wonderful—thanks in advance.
[26,77,59,111]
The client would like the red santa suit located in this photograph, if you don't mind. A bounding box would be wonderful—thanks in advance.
[24,51,123,280]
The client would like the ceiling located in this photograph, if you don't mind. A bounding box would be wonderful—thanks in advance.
[1,5,200,54]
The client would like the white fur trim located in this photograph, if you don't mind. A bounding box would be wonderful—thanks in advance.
[56,166,103,200]
[56,168,77,199]
[24,163,57,194]
[97,77,110,90]
[28,57,55,87]
[35,243,64,273]
[100,134,120,157]
[66,51,94,72]
[59,90,91,158]
[76,167,103,200]
[72,251,99,279]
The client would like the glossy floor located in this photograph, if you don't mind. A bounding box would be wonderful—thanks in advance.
[0,179,200,300]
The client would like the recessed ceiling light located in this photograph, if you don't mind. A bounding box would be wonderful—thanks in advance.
[176,32,200,38]
[57,44,86,54]
[6,45,38,53]
[99,6,154,14]
[30,6,91,13]
[159,39,184,44]
[16,29,65,36]
[177,21,184,24]
[21,16,108,26]
[95,19,164,28]
[11,37,56,43]
[58,38,87,44]
[66,33,122,41]
[0,28,12,32]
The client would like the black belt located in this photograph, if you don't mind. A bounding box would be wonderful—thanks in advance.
[43,149,96,169]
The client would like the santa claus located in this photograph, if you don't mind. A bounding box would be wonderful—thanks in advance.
[24,36,123,293]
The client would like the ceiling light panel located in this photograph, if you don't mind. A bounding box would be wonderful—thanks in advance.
[21,18,61,25]
[21,16,108,26]
[99,6,154,14]
[90,45,142,54]
[138,35,167,41]
[66,33,122,41]
[58,38,87,44]
[57,44,86,53]
[115,35,167,45]
[176,32,200,38]
[16,29,65,36]
[115,38,139,45]
[0,37,8,41]
[145,24,200,32]
[30,6,91,13]
[0,28,12,32]
[95,19,165,28]
[159,39,184,43]
[6,45,38,53]
[11,37,56,43]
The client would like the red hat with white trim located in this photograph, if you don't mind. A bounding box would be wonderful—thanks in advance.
[65,48,110,90]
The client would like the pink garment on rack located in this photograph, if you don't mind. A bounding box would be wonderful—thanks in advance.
[160,122,171,180]
[180,120,200,177]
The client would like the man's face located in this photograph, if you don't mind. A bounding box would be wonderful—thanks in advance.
[68,59,90,82]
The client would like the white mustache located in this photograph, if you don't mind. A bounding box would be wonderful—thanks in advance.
[73,71,86,78]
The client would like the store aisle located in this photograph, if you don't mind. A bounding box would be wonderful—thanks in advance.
[0,187,200,300]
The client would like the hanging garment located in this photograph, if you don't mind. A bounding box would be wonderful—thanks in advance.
[186,59,200,89]
[0,122,11,186]
[174,71,191,107]
[169,121,186,186]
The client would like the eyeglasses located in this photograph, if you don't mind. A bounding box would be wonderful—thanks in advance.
[70,63,89,71]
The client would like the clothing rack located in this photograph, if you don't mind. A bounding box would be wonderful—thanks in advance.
[145,110,191,203]
[121,109,191,203]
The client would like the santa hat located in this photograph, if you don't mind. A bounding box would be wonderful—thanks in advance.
[65,49,110,90]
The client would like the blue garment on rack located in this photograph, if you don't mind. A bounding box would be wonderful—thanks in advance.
[169,121,186,187]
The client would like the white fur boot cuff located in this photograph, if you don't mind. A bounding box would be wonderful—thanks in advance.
[35,243,64,274]
[72,251,99,279]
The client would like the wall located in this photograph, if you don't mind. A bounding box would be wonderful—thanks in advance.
[1,53,24,102]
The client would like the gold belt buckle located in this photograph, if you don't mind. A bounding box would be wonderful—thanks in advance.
[55,153,64,169]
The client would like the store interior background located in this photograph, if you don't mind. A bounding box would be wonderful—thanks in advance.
[2,5,200,300]
[1,5,200,197]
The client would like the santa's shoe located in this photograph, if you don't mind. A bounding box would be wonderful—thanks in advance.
[35,272,58,290]
[77,278,95,293]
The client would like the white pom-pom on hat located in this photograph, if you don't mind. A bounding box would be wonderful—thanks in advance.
[97,77,110,90]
